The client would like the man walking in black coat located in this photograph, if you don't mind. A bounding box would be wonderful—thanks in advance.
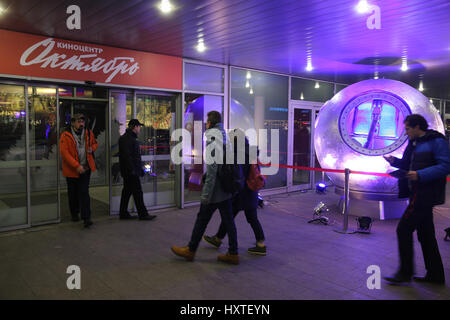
[383,114,450,285]
[118,119,156,221]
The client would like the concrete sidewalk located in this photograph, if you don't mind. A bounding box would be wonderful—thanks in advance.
[1,189,449,300]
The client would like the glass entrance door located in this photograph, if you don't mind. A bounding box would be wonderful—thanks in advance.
[59,99,109,222]
[0,84,28,230]
[28,86,59,225]
[136,93,177,208]
[288,101,322,191]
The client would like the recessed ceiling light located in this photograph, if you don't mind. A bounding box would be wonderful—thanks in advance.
[356,0,370,13]
[158,0,173,14]
[249,88,254,95]
[315,82,320,89]
[246,71,252,79]
[245,80,250,88]
[196,39,206,52]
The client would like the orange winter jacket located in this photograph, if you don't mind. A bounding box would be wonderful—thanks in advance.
[60,128,98,178]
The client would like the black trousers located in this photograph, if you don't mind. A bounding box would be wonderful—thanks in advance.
[188,199,238,254]
[397,202,445,280]
[66,170,91,221]
[216,207,265,243]
[119,175,148,217]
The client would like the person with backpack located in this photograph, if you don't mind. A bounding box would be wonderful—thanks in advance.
[203,131,267,255]
[171,111,242,264]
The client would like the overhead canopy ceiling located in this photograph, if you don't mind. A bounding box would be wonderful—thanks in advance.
[1,0,450,98]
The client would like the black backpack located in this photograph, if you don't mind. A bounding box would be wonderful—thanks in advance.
[217,145,245,194]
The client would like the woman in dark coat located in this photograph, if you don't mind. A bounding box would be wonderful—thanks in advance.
[203,134,266,255]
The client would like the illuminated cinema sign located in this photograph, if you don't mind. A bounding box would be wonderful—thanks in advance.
[0,29,182,90]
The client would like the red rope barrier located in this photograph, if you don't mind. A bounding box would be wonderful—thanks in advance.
[258,162,450,180]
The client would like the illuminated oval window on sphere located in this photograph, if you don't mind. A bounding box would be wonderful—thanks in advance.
[339,91,411,156]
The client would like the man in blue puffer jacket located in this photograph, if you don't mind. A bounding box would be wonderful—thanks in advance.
[384,114,450,285]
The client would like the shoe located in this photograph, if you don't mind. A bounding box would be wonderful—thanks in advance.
[248,245,266,256]
[203,235,222,248]
[218,252,239,265]
[83,220,93,228]
[139,215,156,220]
[71,216,80,222]
[413,275,445,285]
[171,245,195,261]
[119,213,137,220]
[383,272,411,284]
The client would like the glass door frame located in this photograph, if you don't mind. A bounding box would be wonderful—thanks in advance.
[0,80,60,232]
[287,100,323,192]
[181,59,228,208]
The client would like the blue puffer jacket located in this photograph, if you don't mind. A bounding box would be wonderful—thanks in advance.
[391,130,450,206]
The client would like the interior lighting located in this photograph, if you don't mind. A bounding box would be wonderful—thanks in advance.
[249,88,254,95]
[245,80,250,88]
[306,61,313,72]
[300,92,304,100]
[246,71,252,79]
[158,0,173,14]
[315,82,320,89]
[356,0,370,13]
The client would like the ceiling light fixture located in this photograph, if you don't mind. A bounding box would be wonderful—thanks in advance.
[245,80,250,88]
[196,39,206,53]
[249,88,254,95]
[300,92,304,100]
[315,82,320,89]
[356,0,370,13]
[158,0,173,14]
[306,60,313,72]
[246,71,252,79]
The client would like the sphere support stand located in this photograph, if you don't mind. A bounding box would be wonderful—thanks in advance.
[334,168,356,234]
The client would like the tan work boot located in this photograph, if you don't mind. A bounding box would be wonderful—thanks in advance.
[217,252,239,265]
[171,245,195,261]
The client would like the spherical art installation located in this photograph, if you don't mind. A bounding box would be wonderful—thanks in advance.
[314,79,444,201]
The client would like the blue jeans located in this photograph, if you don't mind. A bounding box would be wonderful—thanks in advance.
[188,199,238,254]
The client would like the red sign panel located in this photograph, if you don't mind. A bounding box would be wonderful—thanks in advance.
[0,29,182,90]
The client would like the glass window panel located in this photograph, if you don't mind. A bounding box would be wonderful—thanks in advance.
[27,86,58,224]
[111,92,133,214]
[0,84,27,228]
[184,94,224,202]
[75,86,108,99]
[291,78,334,102]
[336,84,347,94]
[136,92,179,207]
[293,109,311,186]
[58,86,73,97]
[230,68,288,189]
[184,63,224,93]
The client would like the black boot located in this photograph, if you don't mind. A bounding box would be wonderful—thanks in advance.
[84,219,93,228]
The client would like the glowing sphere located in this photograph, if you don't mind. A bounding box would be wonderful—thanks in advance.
[314,79,444,198]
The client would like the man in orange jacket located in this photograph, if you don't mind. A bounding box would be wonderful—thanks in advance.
[60,113,98,228]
